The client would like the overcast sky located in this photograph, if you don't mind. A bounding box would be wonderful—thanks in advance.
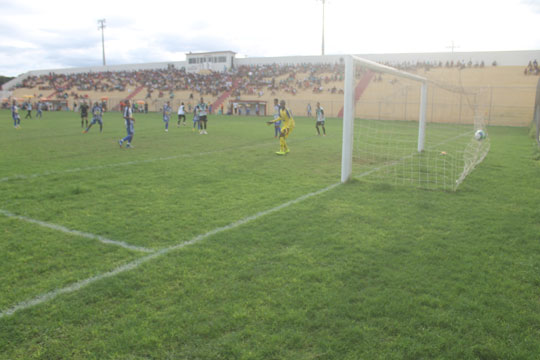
[1,0,539,76]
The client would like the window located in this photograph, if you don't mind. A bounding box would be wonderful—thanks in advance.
[189,55,228,65]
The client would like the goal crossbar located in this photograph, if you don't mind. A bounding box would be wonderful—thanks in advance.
[350,55,427,83]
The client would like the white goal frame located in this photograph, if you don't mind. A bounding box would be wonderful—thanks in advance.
[341,55,428,183]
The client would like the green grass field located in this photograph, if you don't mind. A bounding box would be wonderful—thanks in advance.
[1,109,539,359]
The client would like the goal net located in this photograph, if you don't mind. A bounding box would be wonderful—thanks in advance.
[341,55,490,191]
[531,77,540,147]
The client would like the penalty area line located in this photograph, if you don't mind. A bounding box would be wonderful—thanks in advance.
[0,209,154,254]
[0,182,341,319]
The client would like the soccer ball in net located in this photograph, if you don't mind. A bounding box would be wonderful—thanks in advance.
[474,129,486,141]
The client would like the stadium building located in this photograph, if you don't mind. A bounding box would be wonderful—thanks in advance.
[2,49,540,126]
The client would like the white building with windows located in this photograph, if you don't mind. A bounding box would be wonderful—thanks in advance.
[185,51,235,73]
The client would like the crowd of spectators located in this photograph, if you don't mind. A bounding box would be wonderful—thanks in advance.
[17,68,235,101]
[232,62,345,98]
[18,71,132,97]
[15,58,505,106]
[16,62,347,102]
[380,59,490,72]
[524,60,539,75]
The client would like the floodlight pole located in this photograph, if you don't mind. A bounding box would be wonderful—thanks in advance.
[321,0,325,55]
[446,40,459,53]
[98,19,106,66]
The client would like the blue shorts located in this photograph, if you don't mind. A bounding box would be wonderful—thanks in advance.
[126,122,134,135]
[91,117,103,125]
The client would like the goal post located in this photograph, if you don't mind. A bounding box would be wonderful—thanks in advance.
[533,77,540,147]
[340,54,490,191]
[417,81,428,152]
[341,55,429,183]
[341,56,355,183]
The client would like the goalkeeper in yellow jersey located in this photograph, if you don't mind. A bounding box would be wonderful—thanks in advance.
[267,100,295,155]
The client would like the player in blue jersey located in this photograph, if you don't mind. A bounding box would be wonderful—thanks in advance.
[11,101,21,129]
[272,98,281,138]
[83,102,103,133]
[198,97,208,134]
[163,101,171,132]
[118,100,135,148]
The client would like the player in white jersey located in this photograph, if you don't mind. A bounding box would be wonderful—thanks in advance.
[25,103,32,119]
[119,100,135,148]
[198,97,208,134]
[315,102,326,136]
[36,102,43,118]
[177,102,186,127]
[11,101,21,129]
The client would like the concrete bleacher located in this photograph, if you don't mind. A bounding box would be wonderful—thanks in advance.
[6,58,539,126]
[355,66,538,126]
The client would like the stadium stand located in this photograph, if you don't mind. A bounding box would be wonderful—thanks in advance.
[4,52,539,126]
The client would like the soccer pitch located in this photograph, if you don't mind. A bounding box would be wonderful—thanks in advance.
[1,110,540,359]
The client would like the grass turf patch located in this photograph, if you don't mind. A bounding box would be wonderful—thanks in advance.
[1,110,540,359]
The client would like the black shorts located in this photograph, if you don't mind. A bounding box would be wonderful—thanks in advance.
[316,121,325,126]
[199,115,207,122]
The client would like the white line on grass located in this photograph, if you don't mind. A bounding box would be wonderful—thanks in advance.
[0,209,154,253]
[0,182,340,319]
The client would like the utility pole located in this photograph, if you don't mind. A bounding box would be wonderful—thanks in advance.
[98,19,106,66]
[321,0,326,55]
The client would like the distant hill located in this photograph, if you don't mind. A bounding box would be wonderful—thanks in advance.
[0,75,14,89]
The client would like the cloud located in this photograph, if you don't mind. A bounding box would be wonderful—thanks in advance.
[153,33,239,54]
[40,49,101,68]
[0,0,539,76]
[0,22,25,37]
[521,0,540,12]
[0,0,32,14]
[29,30,98,52]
